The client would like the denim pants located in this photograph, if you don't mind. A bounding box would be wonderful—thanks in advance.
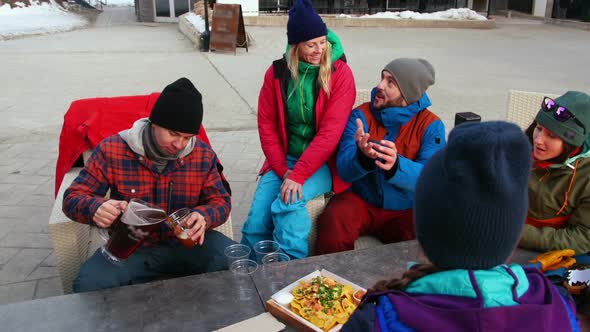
[241,156,332,259]
[73,230,235,293]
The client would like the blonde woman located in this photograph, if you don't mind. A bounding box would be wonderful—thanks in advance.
[240,0,356,259]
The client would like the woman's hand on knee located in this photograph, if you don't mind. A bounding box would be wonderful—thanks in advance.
[280,178,302,205]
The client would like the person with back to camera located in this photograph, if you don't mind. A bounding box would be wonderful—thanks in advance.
[519,91,590,254]
[342,121,579,331]
[240,0,356,259]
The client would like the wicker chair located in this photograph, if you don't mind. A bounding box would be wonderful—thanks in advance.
[506,90,558,129]
[306,88,385,254]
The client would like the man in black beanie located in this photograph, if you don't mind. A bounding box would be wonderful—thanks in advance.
[63,77,235,292]
[316,58,446,254]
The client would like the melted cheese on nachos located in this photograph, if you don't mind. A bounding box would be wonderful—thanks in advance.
[290,276,357,331]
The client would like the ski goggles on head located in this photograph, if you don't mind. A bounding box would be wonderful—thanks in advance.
[541,96,585,132]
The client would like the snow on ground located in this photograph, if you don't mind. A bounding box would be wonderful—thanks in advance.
[0,0,88,40]
[106,0,134,7]
[338,8,487,20]
[185,12,205,33]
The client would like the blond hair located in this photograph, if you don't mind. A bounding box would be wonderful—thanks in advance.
[287,42,332,98]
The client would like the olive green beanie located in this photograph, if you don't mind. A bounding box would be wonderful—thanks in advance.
[535,91,590,147]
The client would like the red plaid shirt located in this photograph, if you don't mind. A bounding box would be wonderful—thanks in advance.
[63,134,231,244]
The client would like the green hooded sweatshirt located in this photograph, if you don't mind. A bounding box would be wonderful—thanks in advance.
[285,29,344,158]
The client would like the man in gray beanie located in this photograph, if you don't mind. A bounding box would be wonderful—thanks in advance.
[63,77,235,292]
[316,58,446,254]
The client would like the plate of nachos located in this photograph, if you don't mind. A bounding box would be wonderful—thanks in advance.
[268,270,365,332]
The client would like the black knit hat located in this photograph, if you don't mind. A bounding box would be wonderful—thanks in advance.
[415,121,532,270]
[287,0,327,45]
[149,77,203,134]
[535,91,590,147]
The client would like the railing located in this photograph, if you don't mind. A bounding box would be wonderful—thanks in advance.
[258,0,465,14]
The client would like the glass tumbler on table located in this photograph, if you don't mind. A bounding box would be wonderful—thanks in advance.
[165,208,195,248]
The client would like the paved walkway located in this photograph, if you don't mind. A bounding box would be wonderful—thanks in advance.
[0,7,588,305]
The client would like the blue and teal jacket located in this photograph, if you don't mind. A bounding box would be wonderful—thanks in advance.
[342,264,579,331]
[336,88,446,210]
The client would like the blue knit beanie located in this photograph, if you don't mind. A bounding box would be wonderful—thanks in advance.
[415,121,532,270]
[287,0,327,45]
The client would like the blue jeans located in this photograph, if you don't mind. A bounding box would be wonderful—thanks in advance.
[241,156,332,259]
[73,230,235,293]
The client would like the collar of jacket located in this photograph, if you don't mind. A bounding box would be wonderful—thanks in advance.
[272,53,346,80]
[119,118,195,159]
[369,87,432,128]
[272,54,347,120]
[538,146,588,170]
[405,263,529,308]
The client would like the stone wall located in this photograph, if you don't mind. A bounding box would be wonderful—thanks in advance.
[178,13,202,48]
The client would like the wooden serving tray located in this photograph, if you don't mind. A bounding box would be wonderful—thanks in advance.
[266,299,321,332]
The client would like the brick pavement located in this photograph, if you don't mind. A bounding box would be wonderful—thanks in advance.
[206,130,263,242]
[0,139,61,304]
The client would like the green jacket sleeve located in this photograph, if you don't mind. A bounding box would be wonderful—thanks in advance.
[520,199,590,253]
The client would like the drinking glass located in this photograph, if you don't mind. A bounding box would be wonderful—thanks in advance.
[253,240,280,264]
[224,244,251,266]
[230,259,258,301]
[262,252,290,293]
[165,208,195,248]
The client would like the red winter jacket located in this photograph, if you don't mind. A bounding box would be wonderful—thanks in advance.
[257,57,356,194]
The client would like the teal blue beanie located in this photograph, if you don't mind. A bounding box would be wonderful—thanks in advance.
[415,121,532,270]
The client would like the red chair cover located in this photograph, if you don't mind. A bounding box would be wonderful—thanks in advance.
[55,93,217,196]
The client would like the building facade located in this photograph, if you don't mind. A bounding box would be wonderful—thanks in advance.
[134,0,588,22]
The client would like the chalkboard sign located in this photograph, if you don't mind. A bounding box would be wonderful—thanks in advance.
[210,3,248,54]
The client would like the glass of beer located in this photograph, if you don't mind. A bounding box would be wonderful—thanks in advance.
[165,208,195,248]
[100,198,167,265]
